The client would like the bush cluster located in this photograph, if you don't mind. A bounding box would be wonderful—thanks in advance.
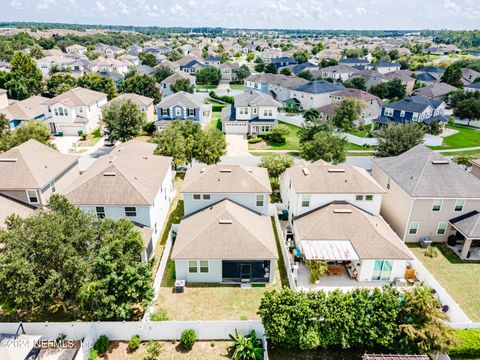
[180,329,197,350]
[209,91,234,104]
[449,329,480,358]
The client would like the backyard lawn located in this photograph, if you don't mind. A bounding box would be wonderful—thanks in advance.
[409,244,480,322]
[208,111,223,131]
[431,124,480,150]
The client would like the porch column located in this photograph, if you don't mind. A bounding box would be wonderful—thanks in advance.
[460,238,473,259]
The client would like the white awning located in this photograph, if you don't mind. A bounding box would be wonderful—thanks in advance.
[300,240,360,261]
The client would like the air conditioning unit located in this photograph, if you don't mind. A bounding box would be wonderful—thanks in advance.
[175,280,185,293]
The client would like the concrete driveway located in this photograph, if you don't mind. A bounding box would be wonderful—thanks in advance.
[51,136,80,154]
[226,134,249,156]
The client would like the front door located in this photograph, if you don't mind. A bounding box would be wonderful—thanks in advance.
[49,122,57,134]
[241,264,252,280]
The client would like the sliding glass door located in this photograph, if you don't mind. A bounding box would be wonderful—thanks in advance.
[372,260,393,281]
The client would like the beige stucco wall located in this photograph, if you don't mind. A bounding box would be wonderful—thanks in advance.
[471,163,480,180]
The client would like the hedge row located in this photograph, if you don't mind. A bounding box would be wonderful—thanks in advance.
[449,329,480,358]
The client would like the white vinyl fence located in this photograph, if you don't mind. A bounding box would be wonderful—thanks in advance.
[272,206,297,290]
[340,132,444,147]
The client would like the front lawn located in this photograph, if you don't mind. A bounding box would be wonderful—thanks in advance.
[430,124,480,150]
[347,124,374,138]
[209,111,223,131]
[229,83,244,90]
[409,244,480,322]
[196,84,218,90]
[248,121,300,150]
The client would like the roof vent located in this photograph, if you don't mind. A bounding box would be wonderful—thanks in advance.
[219,219,233,224]
[103,172,116,176]
[220,168,232,173]
[302,167,310,176]
[333,209,352,214]
[0,158,17,162]
[328,168,345,173]
[431,160,449,165]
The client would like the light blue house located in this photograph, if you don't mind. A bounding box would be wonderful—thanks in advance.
[155,91,204,130]
[0,95,48,129]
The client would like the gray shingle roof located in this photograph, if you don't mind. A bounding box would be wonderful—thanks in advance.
[157,91,203,109]
[373,145,480,198]
[293,80,345,94]
[450,211,480,238]
[234,91,281,107]
[383,96,443,113]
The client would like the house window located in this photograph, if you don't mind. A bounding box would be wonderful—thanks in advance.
[371,260,393,281]
[409,222,419,235]
[124,206,137,217]
[301,194,310,207]
[96,206,105,218]
[162,108,169,116]
[437,222,448,235]
[432,199,442,212]
[26,190,39,204]
[454,199,465,212]
[203,194,211,200]
[54,109,59,116]
[412,113,419,121]
[365,195,373,201]
[200,260,209,273]
[175,107,182,116]
[50,180,56,193]
[384,108,393,117]
[253,107,257,114]
[193,194,201,200]
[188,260,198,273]
[400,110,405,118]
[188,108,195,116]
[59,108,64,116]
[356,195,364,201]
[256,194,264,207]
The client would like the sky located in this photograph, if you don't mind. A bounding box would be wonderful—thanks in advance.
[1,0,480,30]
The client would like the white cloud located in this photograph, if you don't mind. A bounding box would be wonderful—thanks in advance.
[356,7,367,15]
[96,1,107,13]
[444,0,460,11]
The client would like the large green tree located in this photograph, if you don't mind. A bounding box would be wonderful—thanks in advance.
[333,98,365,131]
[121,73,161,103]
[138,52,157,67]
[195,66,221,86]
[301,131,347,164]
[236,64,251,81]
[194,127,227,165]
[0,120,52,152]
[259,154,294,188]
[153,65,174,83]
[170,78,194,94]
[441,63,463,88]
[102,100,145,142]
[376,123,425,157]
[1,51,44,100]
[77,73,117,100]
[0,195,153,321]
[453,97,480,126]
[46,73,77,96]
[344,77,367,91]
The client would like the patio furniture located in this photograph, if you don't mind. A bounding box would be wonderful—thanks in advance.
[345,263,358,279]
[327,265,343,276]
[405,269,416,285]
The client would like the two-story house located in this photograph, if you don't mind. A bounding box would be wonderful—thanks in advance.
[104,93,155,122]
[0,95,48,129]
[372,145,480,260]
[65,141,174,261]
[320,65,360,81]
[159,72,196,97]
[365,60,401,74]
[219,62,240,81]
[328,88,383,125]
[171,165,278,284]
[204,55,221,66]
[280,160,412,283]
[43,87,107,136]
[288,80,345,110]
[339,58,370,68]
[220,91,281,134]
[155,91,205,130]
[181,59,205,75]
[244,74,309,102]
[375,95,448,127]
[0,139,79,226]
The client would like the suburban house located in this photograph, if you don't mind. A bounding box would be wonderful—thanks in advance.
[220,91,281,134]
[0,139,79,214]
[103,93,155,122]
[181,59,205,75]
[375,96,448,126]
[171,165,278,284]
[372,145,480,259]
[156,91,205,129]
[204,56,221,66]
[64,141,174,261]
[43,87,108,135]
[280,160,411,283]
[320,65,359,81]
[219,62,239,81]
[288,80,345,109]
[93,57,129,75]
[461,68,480,85]
[465,82,480,93]
[412,83,457,100]
[271,57,297,69]
[329,88,383,124]
[0,95,48,129]
[244,73,308,102]
[159,71,196,97]
[365,60,401,74]
[36,56,74,77]
[339,58,370,67]
[65,44,87,55]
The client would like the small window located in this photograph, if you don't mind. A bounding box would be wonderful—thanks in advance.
[301,194,310,207]
[50,180,56,193]
[432,199,442,212]
[175,107,181,116]
[188,108,195,116]
[162,108,169,116]
[96,206,105,218]
[125,206,137,217]
[200,260,209,273]
[409,222,419,235]
[437,222,447,235]
[54,108,59,116]
[202,194,211,200]
[365,195,373,201]
[27,190,39,204]
[188,260,198,273]
[356,195,364,201]
[256,194,264,207]
[454,199,465,212]
[193,194,201,200]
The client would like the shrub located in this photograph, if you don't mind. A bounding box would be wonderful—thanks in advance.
[91,128,101,138]
[180,329,197,350]
[209,91,234,104]
[257,132,272,140]
[93,335,109,354]
[142,121,156,134]
[80,133,88,140]
[228,329,264,360]
[144,341,163,360]
[299,327,320,350]
[128,335,141,352]
[212,104,225,112]
[449,329,480,358]
[425,246,439,258]
[269,125,290,143]
[151,308,169,321]
[305,260,328,284]
[88,349,98,360]
[248,138,263,144]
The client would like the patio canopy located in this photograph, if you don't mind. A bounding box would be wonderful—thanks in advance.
[300,240,360,261]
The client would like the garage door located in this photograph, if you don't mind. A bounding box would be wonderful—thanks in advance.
[224,122,248,134]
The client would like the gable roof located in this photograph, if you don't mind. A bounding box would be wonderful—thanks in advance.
[368,60,400,68]
[182,165,272,194]
[157,91,203,109]
[383,96,443,112]
[285,160,385,194]
[108,93,153,107]
[0,96,48,120]
[0,139,78,190]
[246,73,309,88]
[450,211,480,239]
[171,199,278,260]
[234,91,281,107]
[0,194,36,229]
[293,80,345,94]
[294,202,411,260]
[412,83,457,98]
[331,88,382,103]
[43,87,107,107]
[160,71,194,85]
[373,145,480,198]
[339,58,369,64]
[65,141,171,205]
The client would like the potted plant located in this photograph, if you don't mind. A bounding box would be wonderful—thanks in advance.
[306,260,328,284]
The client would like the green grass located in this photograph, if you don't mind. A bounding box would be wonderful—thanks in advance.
[229,83,244,90]
[196,84,218,90]
[248,121,301,150]
[159,200,184,246]
[346,151,376,156]
[249,151,300,157]
[409,244,480,322]
[271,217,288,287]
[209,111,223,131]
[347,124,373,139]
[430,124,480,150]
[440,149,480,156]
[345,142,372,151]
